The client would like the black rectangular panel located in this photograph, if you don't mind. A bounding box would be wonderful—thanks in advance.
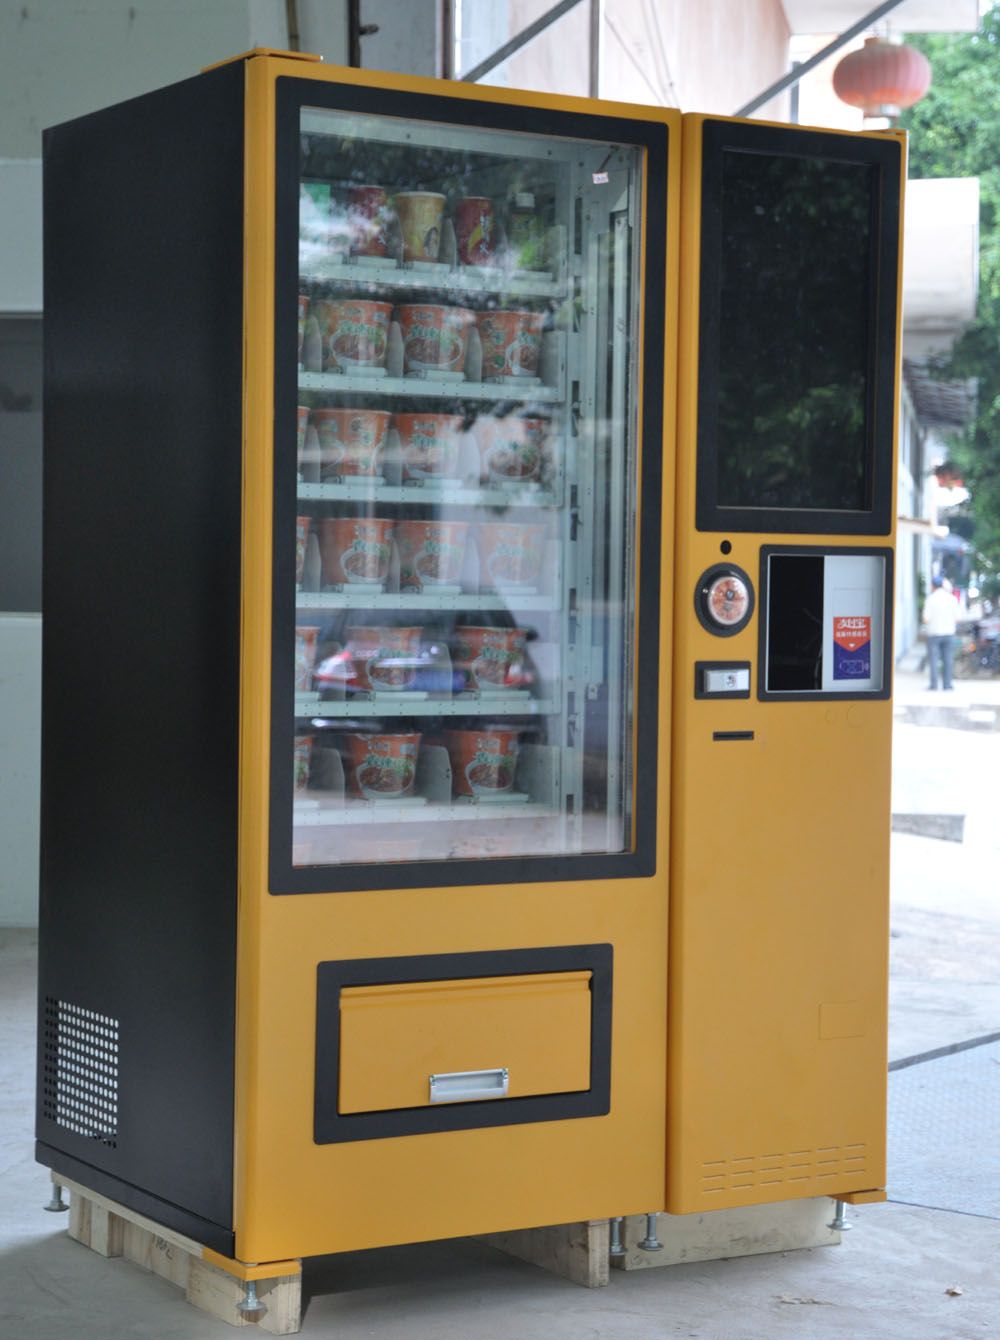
[696,121,901,535]
[37,61,245,1239]
[315,945,613,1143]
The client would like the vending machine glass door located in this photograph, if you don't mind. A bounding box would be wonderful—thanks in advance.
[269,83,667,892]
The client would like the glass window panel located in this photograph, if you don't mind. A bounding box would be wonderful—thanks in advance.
[287,104,644,870]
[716,151,876,513]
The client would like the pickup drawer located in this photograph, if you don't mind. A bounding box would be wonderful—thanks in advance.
[338,971,592,1114]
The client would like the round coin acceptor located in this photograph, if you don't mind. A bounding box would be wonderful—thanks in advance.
[35,47,903,1304]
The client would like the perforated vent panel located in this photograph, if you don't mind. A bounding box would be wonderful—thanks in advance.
[42,998,119,1148]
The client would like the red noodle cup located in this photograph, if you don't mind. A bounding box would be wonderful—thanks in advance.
[295,626,321,692]
[297,406,310,471]
[293,735,313,793]
[396,304,474,376]
[476,522,545,588]
[297,295,309,361]
[444,728,519,797]
[319,516,395,587]
[476,309,545,379]
[451,626,528,692]
[394,412,464,480]
[295,515,311,588]
[396,519,468,591]
[474,416,547,485]
[395,191,445,261]
[313,298,392,372]
[348,184,390,258]
[346,733,421,800]
[344,625,423,692]
[454,196,496,266]
[312,408,391,478]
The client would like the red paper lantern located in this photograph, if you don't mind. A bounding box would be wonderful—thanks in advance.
[833,36,932,118]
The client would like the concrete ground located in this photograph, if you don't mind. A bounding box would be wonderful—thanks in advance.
[2,667,998,1337]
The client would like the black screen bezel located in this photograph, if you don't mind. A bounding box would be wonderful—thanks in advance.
[695,120,901,536]
[268,77,669,894]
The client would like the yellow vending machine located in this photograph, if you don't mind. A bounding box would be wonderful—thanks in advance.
[668,115,904,1213]
[37,50,679,1274]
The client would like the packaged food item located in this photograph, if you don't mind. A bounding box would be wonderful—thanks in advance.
[344,626,423,692]
[319,516,395,587]
[311,408,391,478]
[295,515,311,588]
[313,298,392,372]
[475,522,546,588]
[451,626,528,692]
[393,412,464,480]
[473,415,547,484]
[506,190,546,271]
[293,735,313,793]
[296,406,310,473]
[395,304,474,377]
[294,626,321,692]
[297,295,310,362]
[345,733,421,800]
[348,184,390,257]
[444,728,520,797]
[454,196,496,266]
[395,191,446,261]
[396,520,468,592]
[476,309,545,379]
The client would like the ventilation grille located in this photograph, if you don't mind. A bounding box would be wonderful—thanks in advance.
[42,998,119,1148]
[701,1143,867,1197]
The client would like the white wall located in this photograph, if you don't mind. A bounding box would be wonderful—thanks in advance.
[0,615,41,926]
[0,2,353,926]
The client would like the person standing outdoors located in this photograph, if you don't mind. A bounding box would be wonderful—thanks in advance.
[923,575,958,690]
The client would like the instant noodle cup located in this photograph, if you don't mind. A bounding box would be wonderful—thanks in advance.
[296,515,311,588]
[295,626,321,692]
[313,298,392,372]
[395,191,445,261]
[297,295,309,361]
[444,728,520,797]
[346,732,421,800]
[319,516,395,587]
[451,626,528,692]
[474,415,547,485]
[476,309,545,379]
[344,625,423,692]
[396,304,474,377]
[293,735,313,793]
[312,408,391,479]
[394,412,464,480]
[454,196,496,266]
[475,522,545,588]
[348,184,390,258]
[396,519,468,591]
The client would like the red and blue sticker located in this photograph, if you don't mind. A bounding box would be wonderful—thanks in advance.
[833,616,871,680]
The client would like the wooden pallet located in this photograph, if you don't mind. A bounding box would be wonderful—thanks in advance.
[53,1172,303,1333]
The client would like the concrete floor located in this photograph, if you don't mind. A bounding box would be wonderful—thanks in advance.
[2,669,999,1337]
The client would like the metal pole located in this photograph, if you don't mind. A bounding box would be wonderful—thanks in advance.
[460,0,586,83]
[589,0,604,99]
[734,0,909,118]
[442,0,456,79]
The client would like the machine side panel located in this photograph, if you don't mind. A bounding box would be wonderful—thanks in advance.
[667,115,902,1213]
[37,61,245,1244]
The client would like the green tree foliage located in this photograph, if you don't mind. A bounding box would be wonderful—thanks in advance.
[900,9,1000,577]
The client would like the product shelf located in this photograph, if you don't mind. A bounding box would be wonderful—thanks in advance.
[298,371,561,404]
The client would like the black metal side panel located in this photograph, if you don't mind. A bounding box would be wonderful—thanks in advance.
[37,60,245,1249]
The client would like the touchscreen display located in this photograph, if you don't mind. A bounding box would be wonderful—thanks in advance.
[715,150,875,512]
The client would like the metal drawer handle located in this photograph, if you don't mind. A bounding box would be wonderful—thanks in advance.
[428,1067,509,1104]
